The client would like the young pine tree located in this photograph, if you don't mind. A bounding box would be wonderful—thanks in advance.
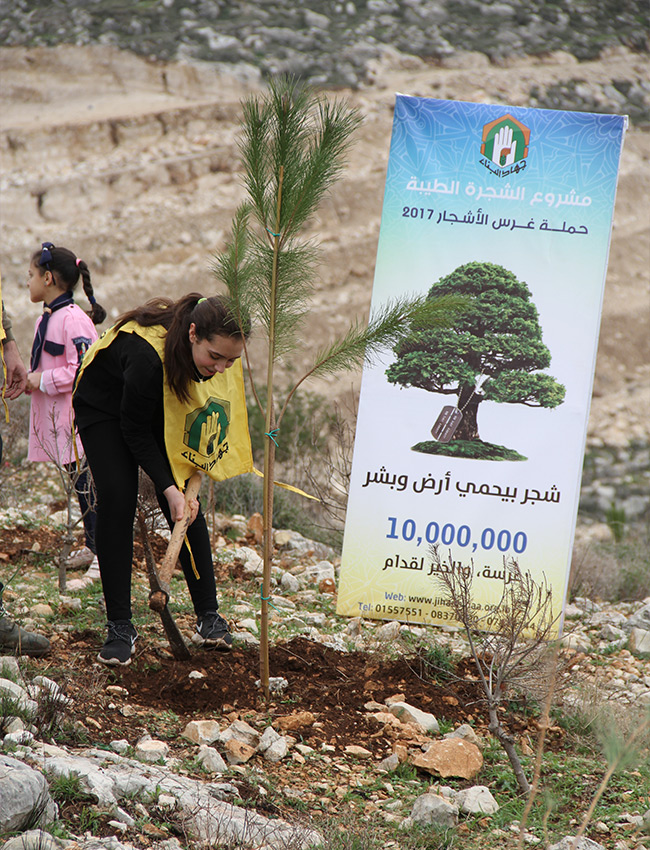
[214,77,466,697]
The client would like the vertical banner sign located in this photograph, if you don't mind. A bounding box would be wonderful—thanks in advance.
[337,97,627,636]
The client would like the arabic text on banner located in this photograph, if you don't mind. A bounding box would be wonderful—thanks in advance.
[337,98,627,637]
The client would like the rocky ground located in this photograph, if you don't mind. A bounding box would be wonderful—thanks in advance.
[0,4,649,849]
[0,501,650,850]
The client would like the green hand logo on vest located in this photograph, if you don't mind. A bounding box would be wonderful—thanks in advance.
[184,397,231,457]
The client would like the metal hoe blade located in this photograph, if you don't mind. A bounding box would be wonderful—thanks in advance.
[137,510,191,661]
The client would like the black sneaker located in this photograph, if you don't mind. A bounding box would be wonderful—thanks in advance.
[97,620,137,667]
[194,611,233,651]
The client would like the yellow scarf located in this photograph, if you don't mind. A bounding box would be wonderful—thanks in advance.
[0,271,9,424]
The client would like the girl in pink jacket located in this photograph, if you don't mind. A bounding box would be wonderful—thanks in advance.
[26,242,106,579]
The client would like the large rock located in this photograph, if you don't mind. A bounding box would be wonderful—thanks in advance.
[0,829,61,850]
[304,560,335,584]
[628,603,650,632]
[182,719,221,746]
[34,741,322,849]
[258,726,289,763]
[410,792,459,828]
[273,530,335,560]
[411,739,483,779]
[444,723,483,748]
[233,546,263,574]
[388,701,440,734]
[221,719,260,748]
[275,711,315,732]
[197,745,227,774]
[456,785,499,814]
[0,657,21,680]
[629,627,650,654]
[43,755,118,806]
[135,739,169,763]
[224,739,256,765]
[0,755,57,833]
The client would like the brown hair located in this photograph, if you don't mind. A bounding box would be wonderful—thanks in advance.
[115,292,251,402]
[33,243,106,324]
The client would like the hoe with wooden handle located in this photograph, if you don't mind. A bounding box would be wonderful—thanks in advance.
[137,508,191,661]
[148,471,202,615]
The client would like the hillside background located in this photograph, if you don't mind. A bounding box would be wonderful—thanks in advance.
[0,0,648,532]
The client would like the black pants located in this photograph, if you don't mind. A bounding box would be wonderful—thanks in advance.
[77,419,218,622]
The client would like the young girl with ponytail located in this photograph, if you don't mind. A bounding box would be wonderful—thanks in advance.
[73,292,252,666]
[26,242,106,582]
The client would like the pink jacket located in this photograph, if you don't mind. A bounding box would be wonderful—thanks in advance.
[28,303,98,463]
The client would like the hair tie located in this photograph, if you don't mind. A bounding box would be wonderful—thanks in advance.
[39,242,55,269]
[197,297,207,304]
[76,258,82,267]
[88,295,96,305]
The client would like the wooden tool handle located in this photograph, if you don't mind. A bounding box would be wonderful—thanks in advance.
[149,472,202,612]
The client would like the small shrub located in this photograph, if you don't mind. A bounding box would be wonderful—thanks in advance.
[210,474,341,549]
[391,761,420,782]
[49,773,92,804]
[605,502,627,542]
[32,680,70,741]
[417,643,455,683]
[77,806,101,834]
[569,524,650,602]
[246,380,337,469]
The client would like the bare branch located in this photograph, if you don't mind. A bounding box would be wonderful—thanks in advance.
[433,546,560,796]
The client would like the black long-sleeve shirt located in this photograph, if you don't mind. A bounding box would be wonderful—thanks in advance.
[73,331,175,493]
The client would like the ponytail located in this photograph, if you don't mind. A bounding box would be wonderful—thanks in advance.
[32,243,106,325]
[77,259,107,325]
[116,292,250,403]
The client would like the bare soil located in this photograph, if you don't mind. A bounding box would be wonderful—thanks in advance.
[1,523,554,760]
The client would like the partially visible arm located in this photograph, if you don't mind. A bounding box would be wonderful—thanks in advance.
[119,339,175,490]
[1,305,27,399]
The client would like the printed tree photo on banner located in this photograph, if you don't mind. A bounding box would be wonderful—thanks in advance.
[385,261,566,461]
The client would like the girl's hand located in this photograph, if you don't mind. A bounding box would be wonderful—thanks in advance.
[25,372,41,394]
[163,485,199,524]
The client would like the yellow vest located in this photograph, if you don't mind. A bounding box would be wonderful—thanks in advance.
[1,271,8,422]
[77,321,253,488]
[0,271,5,345]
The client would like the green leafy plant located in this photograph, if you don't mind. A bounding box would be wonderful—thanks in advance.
[416,643,456,683]
[77,806,101,834]
[0,692,30,731]
[49,773,92,804]
[570,706,650,845]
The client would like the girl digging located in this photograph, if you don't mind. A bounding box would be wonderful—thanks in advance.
[73,293,252,666]
[26,242,106,584]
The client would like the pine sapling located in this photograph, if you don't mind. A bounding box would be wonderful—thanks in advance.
[214,77,467,698]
